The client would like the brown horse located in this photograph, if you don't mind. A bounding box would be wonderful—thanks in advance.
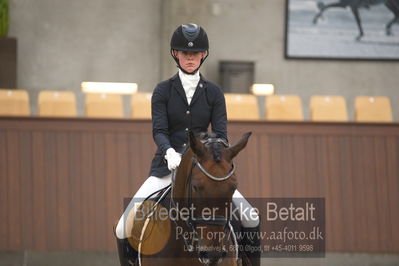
[312,0,399,40]
[126,131,252,266]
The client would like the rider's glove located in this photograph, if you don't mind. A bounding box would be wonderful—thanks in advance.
[165,148,181,171]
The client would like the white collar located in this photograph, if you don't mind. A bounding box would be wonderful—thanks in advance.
[178,69,200,104]
[178,69,200,90]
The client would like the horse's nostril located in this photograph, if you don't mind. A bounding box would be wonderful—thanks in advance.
[199,250,209,259]
[221,250,227,258]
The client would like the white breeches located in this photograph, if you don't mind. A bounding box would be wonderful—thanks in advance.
[115,174,259,239]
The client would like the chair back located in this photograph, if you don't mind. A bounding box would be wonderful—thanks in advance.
[0,89,30,116]
[85,93,124,118]
[266,95,303,121]
[310,95,348,122]
[224,93,259,120]
[38,90,77,117]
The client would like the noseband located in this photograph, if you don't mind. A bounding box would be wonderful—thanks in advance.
[194,157,236,182]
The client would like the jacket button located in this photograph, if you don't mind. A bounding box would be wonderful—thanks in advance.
[186,110,190,114]
[185,128,189,131]
[199,83,203,88]
[182,143,187,147]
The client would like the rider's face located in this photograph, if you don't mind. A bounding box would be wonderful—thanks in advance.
[174,50,206,73]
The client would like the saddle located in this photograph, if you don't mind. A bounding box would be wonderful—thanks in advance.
[125,185,246,262]
[126,185,172,257]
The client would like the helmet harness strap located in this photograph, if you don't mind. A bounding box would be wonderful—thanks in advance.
[170,49,209,75]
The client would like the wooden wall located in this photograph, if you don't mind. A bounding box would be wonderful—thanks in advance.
[0,117,398,252]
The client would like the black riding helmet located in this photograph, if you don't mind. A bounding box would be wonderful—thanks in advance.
[170,23,209,74]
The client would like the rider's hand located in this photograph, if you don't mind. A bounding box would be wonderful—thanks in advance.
[165,148,181,171]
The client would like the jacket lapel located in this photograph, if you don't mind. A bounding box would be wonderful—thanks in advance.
[171,74,189,106]
[189,75,206,106]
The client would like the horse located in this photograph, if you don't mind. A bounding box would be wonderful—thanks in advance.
[121,131,252,266]
[312,0,399,40]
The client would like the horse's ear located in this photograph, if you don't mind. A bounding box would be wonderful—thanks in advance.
[189,131,205,158]
[227,132,252,160]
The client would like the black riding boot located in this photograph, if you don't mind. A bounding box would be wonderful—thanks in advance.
[241,225,261,266]
[116,237,138,266]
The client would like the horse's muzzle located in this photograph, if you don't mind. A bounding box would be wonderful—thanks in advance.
[198,247,228,266]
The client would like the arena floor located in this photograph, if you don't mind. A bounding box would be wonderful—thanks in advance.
[1,251,399,266]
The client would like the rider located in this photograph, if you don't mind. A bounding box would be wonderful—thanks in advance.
[115,23,260,266]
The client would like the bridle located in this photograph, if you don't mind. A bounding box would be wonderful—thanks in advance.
[194,157,236,182]
[170,137,239,263]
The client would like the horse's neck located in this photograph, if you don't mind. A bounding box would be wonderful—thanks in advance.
[172,149,193,201]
